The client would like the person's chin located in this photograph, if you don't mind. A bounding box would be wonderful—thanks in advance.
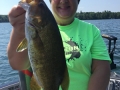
[57,8,72,18]
[58,12,72,19]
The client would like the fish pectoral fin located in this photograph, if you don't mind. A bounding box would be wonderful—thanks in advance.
[16,38,28,52]
[61,67,69,90]
[30,75,42,90]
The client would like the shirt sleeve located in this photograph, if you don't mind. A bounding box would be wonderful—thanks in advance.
[91,25,111,62]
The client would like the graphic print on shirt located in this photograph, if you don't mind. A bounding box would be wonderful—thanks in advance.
[64,38,80,61]
[60,31,87,62]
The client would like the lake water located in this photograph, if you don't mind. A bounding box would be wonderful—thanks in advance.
[0,19,120,86]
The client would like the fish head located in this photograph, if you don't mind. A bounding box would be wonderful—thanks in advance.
[19,0,56,41]
[27,0,50,29]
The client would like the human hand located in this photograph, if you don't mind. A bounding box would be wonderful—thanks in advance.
[8,5,26,36]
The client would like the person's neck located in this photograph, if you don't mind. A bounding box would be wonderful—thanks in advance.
[55,17,74,26]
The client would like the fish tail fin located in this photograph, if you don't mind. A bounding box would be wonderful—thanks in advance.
[61,67,69,90]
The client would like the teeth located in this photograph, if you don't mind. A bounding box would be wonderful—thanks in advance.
[60,6,68,9]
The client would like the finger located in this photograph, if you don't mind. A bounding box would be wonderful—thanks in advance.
[8,5,26,26]
[14,13,25,24]
[9,13,25,27]
[8,5,26,18]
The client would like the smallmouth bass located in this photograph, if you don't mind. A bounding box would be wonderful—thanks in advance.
[17,0,69,90]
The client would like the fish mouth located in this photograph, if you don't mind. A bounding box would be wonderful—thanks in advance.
[29,22,34,27]
[27,19,43,31]
[28,19,36,28]
[27,19,38,29]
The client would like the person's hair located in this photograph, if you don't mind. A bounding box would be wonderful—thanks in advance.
[49,0,80,3]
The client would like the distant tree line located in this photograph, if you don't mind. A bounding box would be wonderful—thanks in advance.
[75,10,120,20]
[0,15,9,22]
[0,10,120,22]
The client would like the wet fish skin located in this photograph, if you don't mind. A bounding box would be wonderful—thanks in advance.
[17,0,69,90]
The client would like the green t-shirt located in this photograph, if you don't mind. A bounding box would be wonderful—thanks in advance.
[58,18,111,90]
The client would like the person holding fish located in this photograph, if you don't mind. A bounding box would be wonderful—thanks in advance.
[7,0,111,90]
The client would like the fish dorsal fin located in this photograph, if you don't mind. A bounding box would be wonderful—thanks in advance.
[16,38,28,52]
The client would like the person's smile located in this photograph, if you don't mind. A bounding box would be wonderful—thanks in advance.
[50,0,78,25]
[57,5,71,17]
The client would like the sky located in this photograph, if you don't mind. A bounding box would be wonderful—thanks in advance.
[0,0,120,15]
